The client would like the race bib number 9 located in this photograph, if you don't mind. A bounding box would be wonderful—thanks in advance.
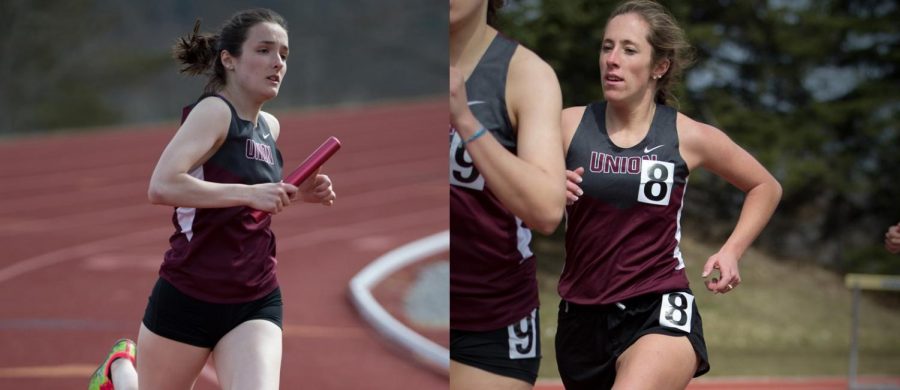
[638,160,674,206]
[659,292,694,333]
[508,308,538,359]
[449,131,485,191]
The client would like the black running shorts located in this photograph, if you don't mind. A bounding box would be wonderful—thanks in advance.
[555,289,710,390]
[450,308,541,384]
[142,278,283,348]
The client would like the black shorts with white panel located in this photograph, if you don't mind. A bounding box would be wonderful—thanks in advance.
[450,308,541,384]
[555,289,709,390]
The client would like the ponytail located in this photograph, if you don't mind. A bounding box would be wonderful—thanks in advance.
[486,0,505,27]
[172,19,225,93]
[173,20,218,75]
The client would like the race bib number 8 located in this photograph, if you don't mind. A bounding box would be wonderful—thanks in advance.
[638,160,674,206]
[449,131,485,191]
[659,292,694,333]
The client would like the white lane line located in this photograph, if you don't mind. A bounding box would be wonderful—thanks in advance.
[0,227,168,283]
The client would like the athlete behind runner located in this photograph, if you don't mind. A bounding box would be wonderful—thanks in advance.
[556,1,782,389]
[88,8,336,390]
[449,0,566,389]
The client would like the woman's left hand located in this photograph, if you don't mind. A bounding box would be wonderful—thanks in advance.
[298,173,336,206]
[701,251,741,294]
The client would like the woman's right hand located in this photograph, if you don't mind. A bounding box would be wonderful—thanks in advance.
[450,65,479,132]
[248,182,299,214]
[886,222,900,254]
[566,167,584,205]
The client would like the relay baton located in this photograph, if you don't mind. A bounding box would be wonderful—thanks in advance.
[250,136,342,222]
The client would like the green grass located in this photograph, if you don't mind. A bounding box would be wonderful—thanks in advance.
[533,235,900,379]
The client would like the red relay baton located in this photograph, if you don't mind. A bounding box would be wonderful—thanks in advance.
[250,136,342,222]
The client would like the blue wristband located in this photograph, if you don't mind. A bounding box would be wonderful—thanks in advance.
[463,127,488,145]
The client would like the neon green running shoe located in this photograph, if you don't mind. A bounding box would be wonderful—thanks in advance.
[88,338,136,390]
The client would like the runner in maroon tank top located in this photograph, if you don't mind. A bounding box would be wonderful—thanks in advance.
[449,0,566,388]
[88,9,336,390]
[556,1,782,389]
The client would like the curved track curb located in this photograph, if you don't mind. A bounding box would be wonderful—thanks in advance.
[348,230,449,376]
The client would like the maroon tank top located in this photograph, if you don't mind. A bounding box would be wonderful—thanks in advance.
[159,95,284,303]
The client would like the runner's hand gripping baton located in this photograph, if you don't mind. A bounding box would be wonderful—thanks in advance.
[250,136,342,222]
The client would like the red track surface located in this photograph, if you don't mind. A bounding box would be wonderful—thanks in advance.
[0,99,447,389]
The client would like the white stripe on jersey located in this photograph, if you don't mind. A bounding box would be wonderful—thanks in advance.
[515,217,533,262]
[176,166,204,241]
[672,177,688,270]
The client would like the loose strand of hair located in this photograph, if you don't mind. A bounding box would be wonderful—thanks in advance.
[173,19,218,76]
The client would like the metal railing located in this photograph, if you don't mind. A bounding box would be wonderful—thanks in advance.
[844,273,900,390]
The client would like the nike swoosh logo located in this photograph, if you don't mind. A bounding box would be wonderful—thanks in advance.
[262,133,271,139]
[467,100,487,106]
[644,144,664,153]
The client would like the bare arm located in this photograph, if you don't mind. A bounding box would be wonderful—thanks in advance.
[449,47,565,234]
[148,98,297,214]
[678,113,782,293]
